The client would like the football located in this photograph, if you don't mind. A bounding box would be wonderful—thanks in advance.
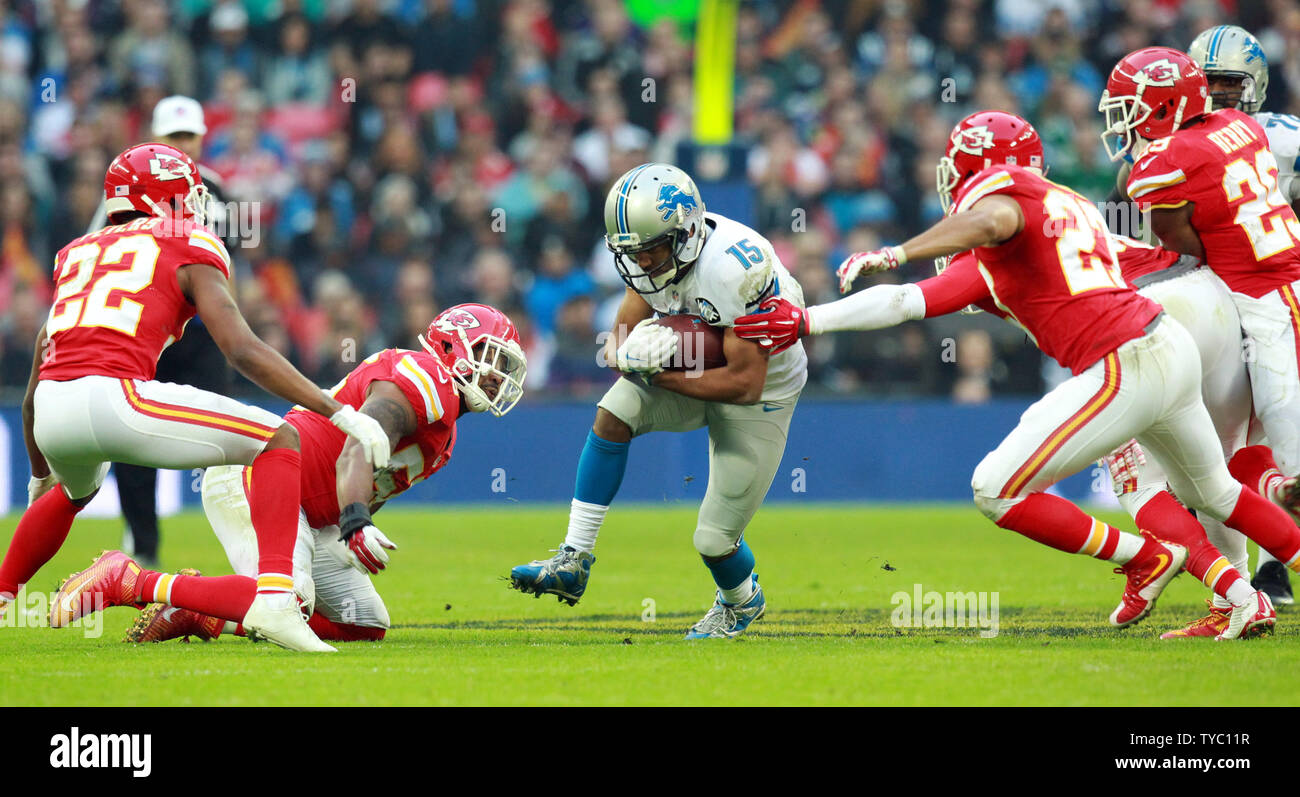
[654,314,727,370]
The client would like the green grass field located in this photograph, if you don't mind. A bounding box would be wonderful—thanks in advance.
[1,504,1295,707]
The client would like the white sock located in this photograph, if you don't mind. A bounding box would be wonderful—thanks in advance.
[719,575,755,606]
[1225,579,1256,607]
[1108,532,1146,565]
[224,621,239,634]
[564,499,606,553]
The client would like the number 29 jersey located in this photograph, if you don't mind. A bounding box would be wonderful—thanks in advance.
[1126,108,1300,298]
[951,165,1161,375]
[40,216,231,382]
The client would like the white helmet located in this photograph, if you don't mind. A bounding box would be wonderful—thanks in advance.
[603,163,706,294]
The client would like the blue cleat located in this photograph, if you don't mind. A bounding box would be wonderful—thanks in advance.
[685,575,765,639]
[509,545,595,606]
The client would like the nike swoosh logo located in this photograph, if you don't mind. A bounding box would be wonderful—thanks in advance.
[762,403,782,412]
[58,572,93,616]
[1137,552,1171,591]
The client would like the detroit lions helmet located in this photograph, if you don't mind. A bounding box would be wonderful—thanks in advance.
[604,163,706,294]
[1189,25,1269,113]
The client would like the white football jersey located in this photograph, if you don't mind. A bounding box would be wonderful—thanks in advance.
[644,212,808,400]
[1256,112,1300,202]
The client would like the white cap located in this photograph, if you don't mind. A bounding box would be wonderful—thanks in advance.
[152,96,208,137]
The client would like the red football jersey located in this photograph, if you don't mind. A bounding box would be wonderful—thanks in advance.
[949,165,1162,374]
[286,349,461,529]
[1126,109,1300,298]
[918,253,1001,318]
[40,216,230,382]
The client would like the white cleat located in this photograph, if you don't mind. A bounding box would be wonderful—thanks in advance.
[1216,590,1277,641]
[241,594,336,653]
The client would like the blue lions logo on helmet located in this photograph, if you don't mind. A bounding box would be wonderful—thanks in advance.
[655,184,698,221]
[1243,37,1265,65]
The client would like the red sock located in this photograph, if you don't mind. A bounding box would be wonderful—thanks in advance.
[1224,487,1300,567]
[1227,445,1283,496]
[1135,491,1241,600]
[996,493,1123,556]
[307,611,386,641]
[135,570,256,624]
[247,448,302,594]
[0,488,81,597]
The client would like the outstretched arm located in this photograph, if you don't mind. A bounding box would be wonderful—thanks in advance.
[335,380,417,511]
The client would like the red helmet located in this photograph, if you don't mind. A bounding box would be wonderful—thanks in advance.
[420,303,527,416]
[936,110,1043,211]
[103,142,210,226]
[1099,47,1210,161]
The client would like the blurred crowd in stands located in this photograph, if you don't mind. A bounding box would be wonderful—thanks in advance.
[0,0,1293,401]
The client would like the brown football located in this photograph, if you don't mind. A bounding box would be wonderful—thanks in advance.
[654,314,727,370]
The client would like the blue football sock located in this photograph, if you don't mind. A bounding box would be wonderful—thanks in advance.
[573,429,630,506]
[704,539,755,592]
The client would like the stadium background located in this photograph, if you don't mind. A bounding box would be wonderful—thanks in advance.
[0,0,1289,512]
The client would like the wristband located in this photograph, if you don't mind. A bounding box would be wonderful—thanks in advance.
[339,501,372,540]
[890,245,909,266]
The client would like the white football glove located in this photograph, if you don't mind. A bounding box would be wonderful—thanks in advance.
[340,525,398,575]
[331,406,391,468]
[27,474,57,507]
[836,246,908,294]
[1104,439,1147,495]
[615,318,678,374]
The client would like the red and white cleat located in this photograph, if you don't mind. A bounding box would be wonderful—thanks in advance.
[1159,601,1230,639]
[49,550,144,628]
[1110,533,1188,628]
[1217,590,1276,641]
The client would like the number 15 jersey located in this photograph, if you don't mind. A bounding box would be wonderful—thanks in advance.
[1127,108,1300,298]
[40,216,231,382]
[952,165,1161,375]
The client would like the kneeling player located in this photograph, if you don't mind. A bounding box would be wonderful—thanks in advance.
[59,304,526,644]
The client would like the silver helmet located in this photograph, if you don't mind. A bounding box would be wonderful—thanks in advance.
[1189,25,1269,113]
[604,163,707,294]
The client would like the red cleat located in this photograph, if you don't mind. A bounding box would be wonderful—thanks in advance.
[49,550,144,628]
[123,568,223,643]
[1110,532,1188,628]
[1217,590,1277,641]
[1159,601,1229,639]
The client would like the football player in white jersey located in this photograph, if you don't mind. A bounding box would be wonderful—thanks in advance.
[508,162,808,638]
[1189,24,1298,605]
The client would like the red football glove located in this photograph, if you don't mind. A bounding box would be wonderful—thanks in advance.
[733,296,808,354]
[342,525,399,574]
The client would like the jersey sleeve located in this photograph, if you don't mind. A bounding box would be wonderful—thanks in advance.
[1126,142,1193,209]
[952,166,1020,214]
[385,351,458,426]
[162,221,231,278]
[1260,114,1300,202]
[917,252,993,316]
[697,233,781,326]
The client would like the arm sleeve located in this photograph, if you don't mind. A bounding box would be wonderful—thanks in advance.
[915,255,993,316]
[806,283,927,333]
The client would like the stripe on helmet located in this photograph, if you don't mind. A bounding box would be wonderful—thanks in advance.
[1208,25,1227,68]
[616,164,653,235]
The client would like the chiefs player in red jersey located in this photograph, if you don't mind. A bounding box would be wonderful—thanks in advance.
[1101,46,1300,621]
[0,143,391,652]
[55,304,526,645]
[735,111,1300,638]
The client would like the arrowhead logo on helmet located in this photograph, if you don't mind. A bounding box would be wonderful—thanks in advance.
[952,126,997,156]
[1137,58,1182,87]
